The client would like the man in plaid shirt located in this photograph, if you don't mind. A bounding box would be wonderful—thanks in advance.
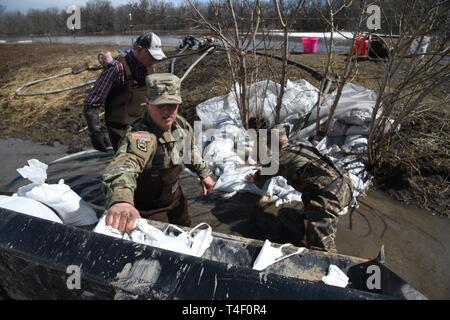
[84,32,166,152]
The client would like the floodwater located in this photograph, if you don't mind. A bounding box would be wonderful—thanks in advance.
[0,138,449,299]
[0,34,352,53]
[336,190,450,300]
[2,34,448,61]
[0,138,68,189]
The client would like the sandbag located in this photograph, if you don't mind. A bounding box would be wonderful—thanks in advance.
[15,159,98,226]
[262,176,303,206]
[94,215,213,258]
[0,195,63,223]
[214,166,263,195]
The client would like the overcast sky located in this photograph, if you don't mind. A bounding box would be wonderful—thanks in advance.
[1,0,184,12]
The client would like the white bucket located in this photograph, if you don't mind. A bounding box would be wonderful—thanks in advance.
[408,36,430,58]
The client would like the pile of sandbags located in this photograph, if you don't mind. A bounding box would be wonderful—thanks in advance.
[298,84,380,198]
[196,80,393,204]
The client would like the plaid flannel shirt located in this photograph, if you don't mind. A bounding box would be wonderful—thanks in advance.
[84,51,147,110]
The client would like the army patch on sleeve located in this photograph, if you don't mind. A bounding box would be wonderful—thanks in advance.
[132,133,152,141]
[136,139,148,152]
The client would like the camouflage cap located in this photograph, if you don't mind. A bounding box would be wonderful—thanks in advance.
[145,73,182,106]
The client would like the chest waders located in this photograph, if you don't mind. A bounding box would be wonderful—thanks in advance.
[268,144,354,252]
[104,57,147,151]
[284,144,353,207]
[133,128,191,227]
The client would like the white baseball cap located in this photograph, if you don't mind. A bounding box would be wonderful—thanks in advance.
[135,32,166,61]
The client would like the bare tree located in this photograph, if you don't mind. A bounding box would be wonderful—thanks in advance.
[0,0,371,36]
[272,0,306,124]
[313,0,368,137]
[83,0,115,33]
[366,0,450,167]
[299,0,450,181]
[187,0,262,129]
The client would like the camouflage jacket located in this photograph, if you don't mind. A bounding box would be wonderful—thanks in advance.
[255,142,345,191]
[102,113,211,207]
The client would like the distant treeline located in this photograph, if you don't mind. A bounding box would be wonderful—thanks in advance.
[0,0,414,36]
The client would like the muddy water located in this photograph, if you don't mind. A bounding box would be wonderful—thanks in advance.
[0,138,449,299]
[0,138,68,189]
[336,190,450,299]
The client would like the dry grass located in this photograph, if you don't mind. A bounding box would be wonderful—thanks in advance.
[374,109,450,216]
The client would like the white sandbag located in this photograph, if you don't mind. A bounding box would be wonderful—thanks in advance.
[0,195,63,223]
[197,78,317,130]
[203,138,245,174]
[262,176,303,206]
[196,94,241,130]
[308,83,378,125]
[15,159,98,226]
[253,240,305,271]
[214,166,264,195]
[322,265,349,288]
[339,109,373,126]
[328,119,349,137]
[344,160,366,172]
[247,80,278,126]
[344,135,368,148]
[247,79,318,127]
[348,172,371,198]
[346,125,369,135]
[202,123,256,174]
[16,158,48,184]
[408,36,430,58]
[284,79,318,115]
[94,215,213,258]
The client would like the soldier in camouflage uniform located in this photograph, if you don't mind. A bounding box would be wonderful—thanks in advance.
[247,125,354,253]
[102,73,215,234]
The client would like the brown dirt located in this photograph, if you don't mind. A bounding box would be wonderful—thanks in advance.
[0,43,448,216]
[373,110,450,216]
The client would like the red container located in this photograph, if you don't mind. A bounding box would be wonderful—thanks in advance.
[353,36,369,56]
[302,37,319,54]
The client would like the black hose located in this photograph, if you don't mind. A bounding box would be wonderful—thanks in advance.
[252,51,326,82]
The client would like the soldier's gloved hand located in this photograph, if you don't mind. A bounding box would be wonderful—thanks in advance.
[201,176,215,196]
[89,131,112,152]
[84,105,111,152]
[106,202,141,234]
